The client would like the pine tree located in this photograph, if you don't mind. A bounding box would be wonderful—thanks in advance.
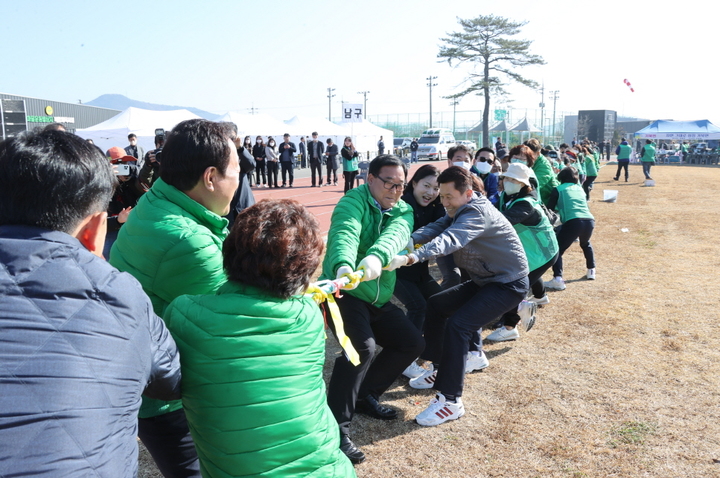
[439,15,545,147]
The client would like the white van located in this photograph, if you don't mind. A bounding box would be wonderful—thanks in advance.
[417,129,456,161]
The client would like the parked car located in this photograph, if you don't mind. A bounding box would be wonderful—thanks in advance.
[393,137,412,156]
[457,140,477,153]
[417,129,456,160]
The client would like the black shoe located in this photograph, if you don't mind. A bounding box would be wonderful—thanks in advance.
[613,177,619,181]
[280,184,286,188]
[625,177,629,182]
[355,394,398,420]
[340,435,365,464]
[289,184,293,188]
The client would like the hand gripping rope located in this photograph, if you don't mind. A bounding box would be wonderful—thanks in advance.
[305,270,364,366]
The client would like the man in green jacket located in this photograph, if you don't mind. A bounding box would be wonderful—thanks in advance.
[524,138,559,206]
[110,119,240,478]
[322,155,425,465]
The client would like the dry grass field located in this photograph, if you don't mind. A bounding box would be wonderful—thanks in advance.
[140,162,720,477]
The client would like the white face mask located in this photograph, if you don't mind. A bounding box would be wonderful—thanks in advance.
[257,140,261,143]
[453,161,470,170]
[503,181,523,195]
[269,142,275,147]
[475,161,492,174]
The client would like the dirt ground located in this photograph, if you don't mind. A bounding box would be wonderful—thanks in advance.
[140,162,720,477]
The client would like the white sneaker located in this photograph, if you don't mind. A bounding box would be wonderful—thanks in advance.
[486,326,520,342]
[409,368,437,389]
[587,268,596,280]
[465,351,489,373]
[517,300,537,332]
[403,361,432,380]
[416,393,465,427]
[527,295,550,305]
[544,277,566,290]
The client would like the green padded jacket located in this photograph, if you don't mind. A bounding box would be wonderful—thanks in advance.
[164,282,356,478]
[533,154,560,206]
[110,178,229,418]
[320,183,413,307]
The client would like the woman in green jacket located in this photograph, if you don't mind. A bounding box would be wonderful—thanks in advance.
[544,167,596,290]
[582,144,599,200]
[165,199,356,478]
[341,136,359,193]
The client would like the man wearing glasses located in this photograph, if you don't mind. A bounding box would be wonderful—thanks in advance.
[471,147,499,206]
[321,155,424,465]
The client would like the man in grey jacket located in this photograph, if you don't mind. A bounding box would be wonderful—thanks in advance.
[389,166,529,427]
[0,130,182,477]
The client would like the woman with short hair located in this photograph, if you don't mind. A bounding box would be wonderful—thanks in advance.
[165,199,356,477]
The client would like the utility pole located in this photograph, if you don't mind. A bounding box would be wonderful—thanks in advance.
[327,88,336,122]
[550,90,560,143]
[247,103,258,115]
[426,76,437,128]
[539,82,545,143]
[450,99,459,134]
[357,91,370,119]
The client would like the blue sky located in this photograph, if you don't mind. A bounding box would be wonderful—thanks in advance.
[2,0,715,125]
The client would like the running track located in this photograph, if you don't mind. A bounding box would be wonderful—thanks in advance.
[248,160,446,237]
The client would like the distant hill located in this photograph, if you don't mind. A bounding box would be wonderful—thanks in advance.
[85,94,222,121]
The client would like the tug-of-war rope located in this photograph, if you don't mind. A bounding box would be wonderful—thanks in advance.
[305,270,365,366]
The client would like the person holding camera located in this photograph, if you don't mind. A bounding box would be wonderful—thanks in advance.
[139,132,165,189]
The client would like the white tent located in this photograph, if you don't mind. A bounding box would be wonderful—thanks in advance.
[217,111,288,140]
[338,119,394,159]
[76,107,200,153]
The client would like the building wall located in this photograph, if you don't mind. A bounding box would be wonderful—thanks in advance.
[1,93,120,139]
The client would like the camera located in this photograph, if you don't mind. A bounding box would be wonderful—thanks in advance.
[153,128,165,164]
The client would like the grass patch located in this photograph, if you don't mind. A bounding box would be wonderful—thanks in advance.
[609,420,657,447]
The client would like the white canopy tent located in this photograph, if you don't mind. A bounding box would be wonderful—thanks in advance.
[217,111,288,140]
[338,119,394,159]
[76,107,201,154]
[510,117,541,143]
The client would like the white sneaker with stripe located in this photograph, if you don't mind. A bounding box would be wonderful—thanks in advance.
[415,393,465,427]
[409,368,437,389]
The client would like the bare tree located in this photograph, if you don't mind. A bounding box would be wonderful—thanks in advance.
[438,15,545,147]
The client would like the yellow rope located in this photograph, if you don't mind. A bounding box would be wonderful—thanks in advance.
[305,277,361,366]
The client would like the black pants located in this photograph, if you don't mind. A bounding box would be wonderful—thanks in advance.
[422,277,528,397]
[393,272,443,330]
[301,153,307,168]
[582,175,597,200]
[281,161,294,186]
[138,409,201,478]
[325,293,424,436]
[552,218,595,278]
[310,159,323,186]
[343,170,358,193]
[254,159,266,185]
[499,253,557,327]
[615,161,629,180]
[326,165,338,184]
[266,161,279,187]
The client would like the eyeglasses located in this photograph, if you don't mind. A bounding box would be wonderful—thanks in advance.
[377,177,406,192]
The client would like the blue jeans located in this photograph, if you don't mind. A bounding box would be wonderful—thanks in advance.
[411,150,418,163]
[552,219,595,278]
[421,277,529,397]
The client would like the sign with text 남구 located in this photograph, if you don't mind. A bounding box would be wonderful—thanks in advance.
[343,104,363,122]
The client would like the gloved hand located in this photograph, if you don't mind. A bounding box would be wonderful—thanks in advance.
[357,255,382,281]
[404,236,415,254]
[383,255,408,271]
[335,265,358,290]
